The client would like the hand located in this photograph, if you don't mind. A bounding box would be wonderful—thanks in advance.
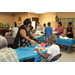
[67,32,71,34]
[35,48,39,52]
[31,40,36,44]
[44,37,45,40]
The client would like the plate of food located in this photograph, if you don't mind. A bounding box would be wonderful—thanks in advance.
[39,47,46,51]
[52,31,59,35]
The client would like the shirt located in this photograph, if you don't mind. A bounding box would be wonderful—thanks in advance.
[5,35,14,44]
[0,47,19,62]
[13,27,18,34]
[45,27,53,37]
[37,25,43,30]
[47,44,60,62]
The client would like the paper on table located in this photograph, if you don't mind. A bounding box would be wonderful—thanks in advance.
[34,51,37,53]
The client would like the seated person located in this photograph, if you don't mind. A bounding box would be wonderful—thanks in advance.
[35,35,60,62]
[0,37,19,62]
[5,32,14,48]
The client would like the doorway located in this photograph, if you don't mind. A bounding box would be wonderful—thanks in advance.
[32,18,39,29]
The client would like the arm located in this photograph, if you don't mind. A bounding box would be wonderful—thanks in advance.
[64,29,67,36]
[35,48,50,59]
[71,28,74,34]
[30,31,34,37]
[20,29,31,41]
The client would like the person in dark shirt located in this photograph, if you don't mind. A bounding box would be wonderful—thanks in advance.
[13,18,36,49]
[64,22,74,38]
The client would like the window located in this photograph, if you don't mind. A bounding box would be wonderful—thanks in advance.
[60,18,75,29]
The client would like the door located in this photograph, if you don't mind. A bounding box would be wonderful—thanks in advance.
[32,18,39,29]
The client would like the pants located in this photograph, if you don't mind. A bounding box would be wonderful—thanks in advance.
[46,36,50,46]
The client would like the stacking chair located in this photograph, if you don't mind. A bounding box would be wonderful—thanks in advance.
[21,57,34,62]
[50,54,61,62]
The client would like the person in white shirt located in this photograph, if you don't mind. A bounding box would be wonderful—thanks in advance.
[35,35,60,62]
[13,23,18,38]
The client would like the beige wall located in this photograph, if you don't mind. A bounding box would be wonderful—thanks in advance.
[56,12,75,18]
[0,12,14,27]
[28,13,39,21]
[39,12,56,31]
[13,12,28,27]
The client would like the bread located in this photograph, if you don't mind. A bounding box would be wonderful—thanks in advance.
[34,34,41,36]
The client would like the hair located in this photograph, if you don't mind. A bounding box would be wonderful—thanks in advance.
[58,22,62,26]
[49,35,57,43]
[47,22,51,26]
[0,37,8,48]
[14,24,17,27]
[23,18,31,25]
[68,22,72,25]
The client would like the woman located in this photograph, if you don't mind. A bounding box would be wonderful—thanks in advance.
[13,18,36,49]
[55,22,63,36]
[13,22,18,38]
[64,22,74,38]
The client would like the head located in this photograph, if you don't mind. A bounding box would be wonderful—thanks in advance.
[47,22,51,26]
[68,22,72,28]
[0,37,8,49]
[23,18,31,27]
[58,22,62,26]
[37,22,40,25]
[49,35,57,45]
[14,24,17,27]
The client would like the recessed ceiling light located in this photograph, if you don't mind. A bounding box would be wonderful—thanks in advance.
[36,12,45,14]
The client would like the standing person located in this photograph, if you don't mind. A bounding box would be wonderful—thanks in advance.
[44,22,53,46]
[35,35,60,62]
[64,22,74,50]
[13,22,19,38]
[55,22,63,36]
[36,22,43,32]
[64,22,74,38]
[13,18,36,49]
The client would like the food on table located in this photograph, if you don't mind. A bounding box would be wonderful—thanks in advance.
[39,47,46,51]
[34,34,41,36]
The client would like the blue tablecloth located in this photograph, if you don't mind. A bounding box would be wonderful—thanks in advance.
[15,45,49,62]
[37,35,75,47]
[37,35,46,41]
[0,35,3,37]
[56,37,75,47]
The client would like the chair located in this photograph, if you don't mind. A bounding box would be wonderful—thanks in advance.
[50,54,61,62]
[21,57,34,62]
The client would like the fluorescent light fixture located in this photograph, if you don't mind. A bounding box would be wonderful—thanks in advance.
[36,12,45,14]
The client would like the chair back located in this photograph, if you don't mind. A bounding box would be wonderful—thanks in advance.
[22,57,34,62]
[50,54,61,62]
